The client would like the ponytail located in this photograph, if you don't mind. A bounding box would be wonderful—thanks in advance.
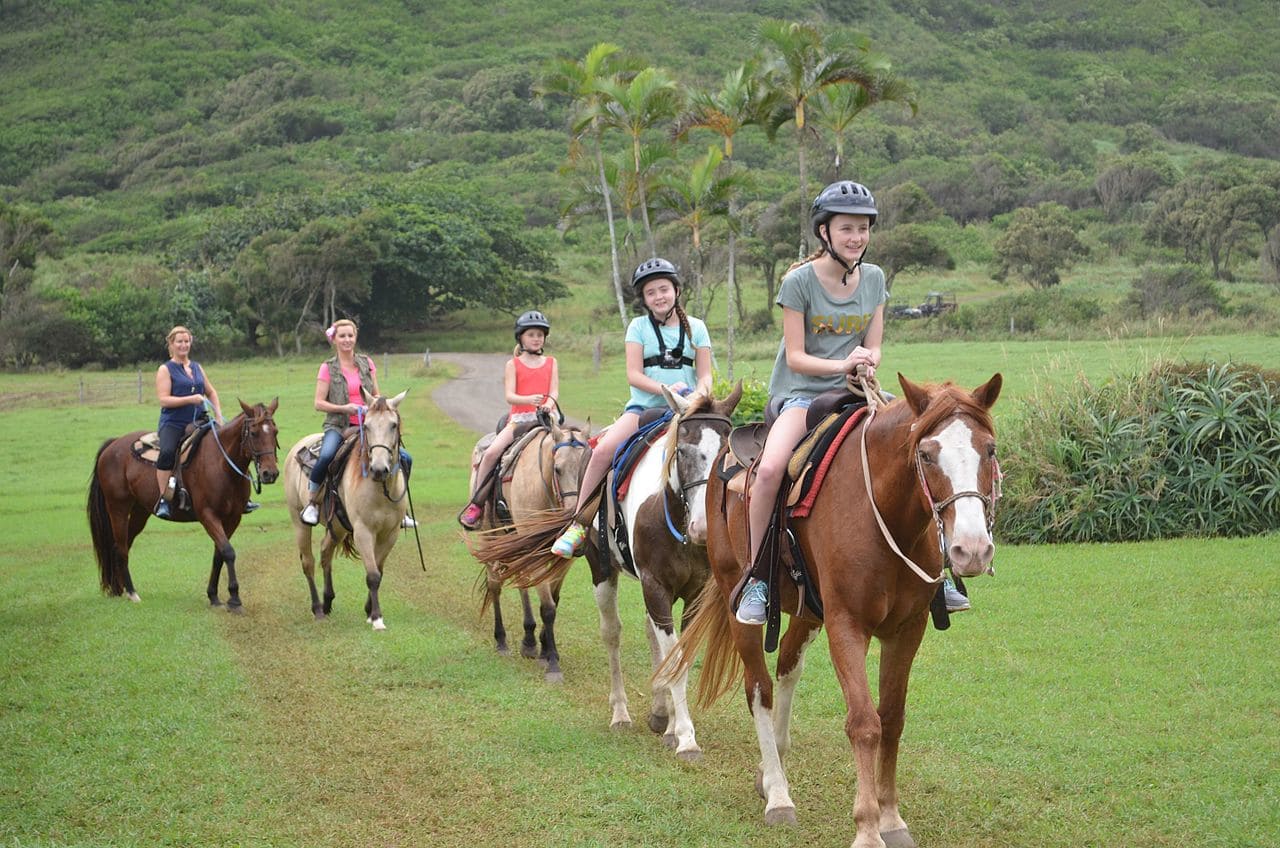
[787,246,827,274]
[672,302,693,346]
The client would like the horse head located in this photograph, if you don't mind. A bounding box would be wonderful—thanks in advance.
[359,389,407,482]
[548,419,591,515]
[238,397,281,484]
[898,373,1002,578]
[661,381,742,544]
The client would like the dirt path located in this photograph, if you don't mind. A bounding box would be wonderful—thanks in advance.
[429,352,510,434]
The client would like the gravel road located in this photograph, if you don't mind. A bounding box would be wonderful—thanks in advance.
[429,352,511,435]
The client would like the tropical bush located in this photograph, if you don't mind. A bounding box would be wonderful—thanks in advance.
[999,361,1280,542]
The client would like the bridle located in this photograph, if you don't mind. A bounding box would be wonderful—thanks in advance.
[662,411,733,543]
[207,406,278,495]
[356,405,406,502]
[541,428,591,506]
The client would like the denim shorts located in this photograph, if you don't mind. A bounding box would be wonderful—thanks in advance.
[778,396,813,413]
[623,404,646,415]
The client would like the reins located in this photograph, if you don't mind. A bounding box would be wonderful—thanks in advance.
[204,403,270,495]
[661,411,733,543]
[354,402,425,570]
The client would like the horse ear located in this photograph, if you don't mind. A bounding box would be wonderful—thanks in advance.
[972,373,1003,410]
[268,396,279,414]
[361,386,375,405]
[239,398,253,416]
[898,373,930,415]
[387,389,409,409]
[715,379,744,417]
[662,384,691,413]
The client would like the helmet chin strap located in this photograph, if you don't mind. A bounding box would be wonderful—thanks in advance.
[820,225,863,286]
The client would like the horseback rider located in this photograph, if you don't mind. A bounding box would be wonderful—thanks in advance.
[458,310,560,529]
[153,325,224,520]
[549,258,714,558]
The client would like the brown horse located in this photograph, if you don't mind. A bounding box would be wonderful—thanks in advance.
[468,417,592,682]
[474,384,741,760]
[664,374,1001,847]
[283,391,409,631]
[87,399,281,609]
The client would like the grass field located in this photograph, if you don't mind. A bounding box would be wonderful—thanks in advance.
[1,343,1277,848]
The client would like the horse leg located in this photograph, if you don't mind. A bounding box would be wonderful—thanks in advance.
[773,620,822,769]
[319,533,338,615]
[357,528,385,630]
[725,616,796,826]
[643,617,671,738]
[488,570,509,655]
[207,548,225,607]
[294,521,324,620]
[592,570,632,728]
[825,618,883,848]
[120,507,148,602]
[873,618,929,848]
[642,582,701,761]
[209,539,242,612]
[535,579,563,684]
[518,589,538,659]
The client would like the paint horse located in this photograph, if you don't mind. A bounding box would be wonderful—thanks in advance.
[665,374,1001,847]
[474,383,741,760]
[87,399,281,609]
[284,390,410,631]
[468,414,592,682]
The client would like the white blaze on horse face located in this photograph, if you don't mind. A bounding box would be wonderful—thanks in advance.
[932,419,995,576]
[675,426,723,544]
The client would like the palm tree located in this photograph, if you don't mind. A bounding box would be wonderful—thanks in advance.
[674,62,778,377]
[812,77,916,177]
[656,146,750,319]
[755,20,899,254]
[538,43,637,330]
[594,67,685,258]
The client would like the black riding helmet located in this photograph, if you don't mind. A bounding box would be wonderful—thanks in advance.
[810,181,877,285]
[631,257,681,294]
[514,310,550,344]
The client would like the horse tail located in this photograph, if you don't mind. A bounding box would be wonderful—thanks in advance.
[657,575,742,710]
[466,507,575,589]
[87,439,126,596]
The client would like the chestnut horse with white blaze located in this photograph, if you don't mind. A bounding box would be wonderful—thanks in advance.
[284,390,409,631]
[663,373,1001,847]
[473,383,741,760]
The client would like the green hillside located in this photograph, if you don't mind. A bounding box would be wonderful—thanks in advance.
[2,0,1279,365]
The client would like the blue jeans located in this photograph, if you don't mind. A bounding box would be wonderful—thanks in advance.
[309,429,413,490]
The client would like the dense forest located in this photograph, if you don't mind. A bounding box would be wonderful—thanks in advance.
[2,0,1279,366]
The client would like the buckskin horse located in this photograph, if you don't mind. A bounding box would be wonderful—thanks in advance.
[87,399,281,609]
[474,383,741,760]
[663,373,1001,847]
[283,390,409,631]
[467,413,592,682]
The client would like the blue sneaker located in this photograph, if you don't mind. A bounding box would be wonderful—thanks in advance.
[551,523,586,558]
[943,578,970,612]
[735,578,768,625]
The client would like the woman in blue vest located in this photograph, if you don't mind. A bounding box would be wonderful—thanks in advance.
[299,318,415,528]
[549,258,713,558]
[153,325,223,519]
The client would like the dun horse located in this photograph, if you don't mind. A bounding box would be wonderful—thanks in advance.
[87,399,281,608]
[284,390,410,631]
[664,374,1001,847]
[475,384,741,760]
[468,415,592,682]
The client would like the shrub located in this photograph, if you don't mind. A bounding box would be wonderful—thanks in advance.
[1126,264,1228,318]
[999,361,1280,542]
[714,373,768,426]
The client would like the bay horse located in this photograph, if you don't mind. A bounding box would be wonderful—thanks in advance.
[283,390,409,631]
[86,399,281,609]
[663,373,1001,847]
[474,383,741,760]
[468,415,592,682]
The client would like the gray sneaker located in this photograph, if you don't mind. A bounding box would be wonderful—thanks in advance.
[943,578,970,612]
[735,579,768,625]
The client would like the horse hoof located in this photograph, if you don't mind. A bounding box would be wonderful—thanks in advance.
[676,748,703,763]
[647,713,669,735]
[609,719,633,731]
[881,828,918,848]
[544,670,564,685]
[764,806,797,827]
[313,611,327,621]
[496,644,511,656]
[127,592,141,603]
[226,604,245,616]
[520,645,538,660]
[661,733,679,750]
[208,598,222,607]
[371,618,386,631]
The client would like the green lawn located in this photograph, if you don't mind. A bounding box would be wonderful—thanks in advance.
[1,348,1277,848]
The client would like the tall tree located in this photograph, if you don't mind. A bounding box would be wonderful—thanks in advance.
[811,77,916,176]
[755,20,901,255]
[675,62,778,377]
[656,146,749,318]
[539,43,636,330]
[595,67,685,258]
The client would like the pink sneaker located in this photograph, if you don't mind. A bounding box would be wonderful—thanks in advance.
[459,503,483,529]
